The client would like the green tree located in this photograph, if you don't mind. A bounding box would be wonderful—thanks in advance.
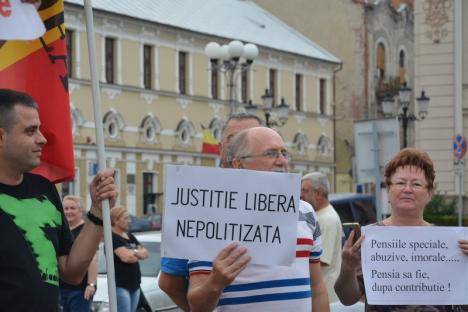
[424,193,456,216]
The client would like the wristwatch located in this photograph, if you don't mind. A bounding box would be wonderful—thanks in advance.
[133,248,138,256]
[87,283,96,288]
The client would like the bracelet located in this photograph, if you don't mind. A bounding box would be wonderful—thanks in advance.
[87,211,103,226]
[87,283,96,288]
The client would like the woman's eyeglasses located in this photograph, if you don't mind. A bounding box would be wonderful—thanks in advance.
[390,180,427,191]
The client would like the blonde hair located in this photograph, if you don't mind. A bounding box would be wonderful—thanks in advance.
[62,195,83,210]
[110,206,127,226]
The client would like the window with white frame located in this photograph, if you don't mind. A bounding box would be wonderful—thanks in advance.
[269,68,277,107]
[293,132,308,155]
[61,167,80,198]
[319,78,327,115]
[295,74,302,111]
[175,118,196,145]
[105,37,116,84]
[65,29,74,78]
[143,44,153,89]
[399,50,406,84]
[210,59,219,99]
[140,114,161,143]
[103,110,125,139]
[179,51,187,94]
[377,42,385,80]
[317,134,331,156]
[209,117,224,142]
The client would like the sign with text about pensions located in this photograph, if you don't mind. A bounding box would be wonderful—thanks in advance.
[362,226,468,305]
[162,165,300,266]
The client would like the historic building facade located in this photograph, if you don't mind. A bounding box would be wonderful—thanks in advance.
[254,0,413,192]
[414,0,467,211]
[62,0,340,215]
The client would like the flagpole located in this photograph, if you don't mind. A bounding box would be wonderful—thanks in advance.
[83,1,117,311]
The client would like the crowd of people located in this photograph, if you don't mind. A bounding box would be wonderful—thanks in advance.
[1,87,468,312]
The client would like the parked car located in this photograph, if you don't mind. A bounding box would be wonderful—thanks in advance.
[91,231,181,312]
[128,214,162,233]
[141,213,162,231]
[128,214,152,233]
[329,193,376,226]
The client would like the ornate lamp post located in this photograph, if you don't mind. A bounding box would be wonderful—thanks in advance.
[204,40,259,116]
[245,89,289,128]
[382,82,430,148]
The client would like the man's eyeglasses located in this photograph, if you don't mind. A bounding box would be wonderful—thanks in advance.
[389,180,427,191]
[239,150,291,161]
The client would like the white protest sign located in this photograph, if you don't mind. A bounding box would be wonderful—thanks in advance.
[362,226,468,305]
[162,165,300,266]
[0,0,45,40]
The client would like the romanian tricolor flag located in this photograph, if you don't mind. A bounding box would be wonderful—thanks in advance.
[0,0,74,183]
[201,127,220,155]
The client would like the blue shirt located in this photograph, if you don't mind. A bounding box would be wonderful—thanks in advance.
[160,257,188,277]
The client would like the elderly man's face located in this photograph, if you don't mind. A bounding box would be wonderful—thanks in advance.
[235,127,289,172]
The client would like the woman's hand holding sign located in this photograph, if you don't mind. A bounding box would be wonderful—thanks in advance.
[334,230,366,305]
[459,239,468,255]
[342,230,365,271]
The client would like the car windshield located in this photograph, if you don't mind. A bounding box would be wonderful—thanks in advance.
[98,241,161,276]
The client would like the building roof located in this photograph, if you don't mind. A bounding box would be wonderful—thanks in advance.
[65,0,341,64]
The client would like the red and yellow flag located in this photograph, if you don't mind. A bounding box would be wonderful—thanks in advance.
[0,0,74,183]
[201,128,220,155]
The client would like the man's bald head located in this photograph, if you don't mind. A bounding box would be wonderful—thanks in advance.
[228,126,289,172]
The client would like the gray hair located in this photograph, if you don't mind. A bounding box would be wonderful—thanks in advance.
[302,172,330,197]
[223,113,262,133]
[226,128,252,168]
[0,89,38,132]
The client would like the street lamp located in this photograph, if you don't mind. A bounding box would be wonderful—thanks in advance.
[382,82,430,148]
[204,40,259,116]
[245,89,289,128]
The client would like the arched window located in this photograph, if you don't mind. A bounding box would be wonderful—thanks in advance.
[317,134,331,156]
[103,109,125,139]
[175,118,196,145]
[293,132,309,155]
[70,105,85,138]
[139,114,162,143]
[376,42,385,79]
[399,50,406,84]
[209,118,224,142]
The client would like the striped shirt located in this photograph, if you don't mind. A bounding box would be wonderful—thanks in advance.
[188,200,322,312]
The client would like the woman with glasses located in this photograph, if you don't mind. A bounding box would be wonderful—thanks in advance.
[334,148,468,312]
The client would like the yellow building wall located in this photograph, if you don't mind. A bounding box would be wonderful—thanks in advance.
[252,65,268,104]
[280,71,293,104]
[306,75,318,113]
[159,46,176,92]
[192,53,209,97]
[121,39,140,87]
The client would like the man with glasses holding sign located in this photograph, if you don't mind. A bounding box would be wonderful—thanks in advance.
[187,127,329,312]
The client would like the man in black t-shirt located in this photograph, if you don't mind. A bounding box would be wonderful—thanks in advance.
[0,89,118,311]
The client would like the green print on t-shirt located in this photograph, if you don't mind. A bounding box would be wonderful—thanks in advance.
[0,194,62,286]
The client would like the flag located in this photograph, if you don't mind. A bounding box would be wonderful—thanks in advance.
[201,126,220,155]
[0,0,74,183]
